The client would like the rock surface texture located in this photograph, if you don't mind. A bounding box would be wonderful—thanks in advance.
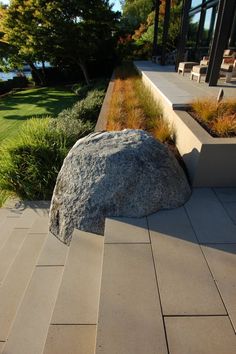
[49,130,191,244]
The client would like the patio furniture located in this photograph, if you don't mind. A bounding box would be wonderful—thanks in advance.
[178,62,199,76]
[220,59,236,83]
[200,56,209,66]
[190,65,208,83]
[223,49,236,59]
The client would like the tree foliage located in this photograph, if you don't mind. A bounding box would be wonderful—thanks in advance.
[1,0,118,84]
[119,0,182,59]
[121,0,153,30]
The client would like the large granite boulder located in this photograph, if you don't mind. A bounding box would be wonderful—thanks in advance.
[49,130,191,244]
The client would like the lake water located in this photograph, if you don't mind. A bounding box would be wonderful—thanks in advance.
[0,63,51,81]
[0,71,32,81]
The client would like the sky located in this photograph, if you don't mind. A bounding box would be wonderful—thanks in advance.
[1,0,122,12]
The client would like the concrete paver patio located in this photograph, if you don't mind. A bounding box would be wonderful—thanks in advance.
[0,188,236,353]
[135,61,236,109]
[96,187,236,354]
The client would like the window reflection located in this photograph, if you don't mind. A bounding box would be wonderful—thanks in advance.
[191,0,202,8]
[188,12,201,46]
[202,7,213,46]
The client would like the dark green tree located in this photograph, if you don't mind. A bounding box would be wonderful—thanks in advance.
[121,0,153,30]
[2,0,118,84]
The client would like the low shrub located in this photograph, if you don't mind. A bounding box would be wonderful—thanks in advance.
[72,83,93,99]
[58,88,105,123]
[72,79,108,99]
[50,116,94,146]
[0,117,93,200]
[191,97,236,137]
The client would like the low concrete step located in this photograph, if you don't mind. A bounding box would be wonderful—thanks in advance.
[0,229,29,285]
[0,218,22,251]
[0,233,47,342]
[95,217,168,354]
[2,266,63,354]
[43,229,104,354]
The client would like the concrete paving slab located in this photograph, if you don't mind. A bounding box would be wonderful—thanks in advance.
[14,208,46,228]
[135,61,236,108]
[52,230,103,324]
[148,207,225,315]
[214,188,236,202]
[37,233,68,266]
[0,233,46,341]
[3,267,63,354]
[0,342,5,353]
[0,206,22,220]
[30,216,49,234]
[96,244,168,354]
[165,316,236,354]
[202,244,236,332]
[0,229,28,284]
[222,202,236,224]
[105,217,149,243]
[43,325,96,354]
[0,219,23,250]
[185,188,236,243]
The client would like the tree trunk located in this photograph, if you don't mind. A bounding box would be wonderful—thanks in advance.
[78,60,90,85]
[42,60,46,79]
[28,61,46,86]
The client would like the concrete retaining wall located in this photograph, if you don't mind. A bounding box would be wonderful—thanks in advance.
[140,68,236,187]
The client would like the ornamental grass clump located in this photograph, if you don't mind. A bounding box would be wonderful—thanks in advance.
[191,97,236,137]
[0,116,94,200]
[107,63,173,144]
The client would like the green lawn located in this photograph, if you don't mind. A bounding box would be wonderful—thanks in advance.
[0,86,78,143]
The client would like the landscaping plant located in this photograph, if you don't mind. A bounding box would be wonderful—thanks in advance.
[58,88,105,123]
[191,98,236,137]
[0,117,93,201]
[107,63,173,143]
[0,80,107,203]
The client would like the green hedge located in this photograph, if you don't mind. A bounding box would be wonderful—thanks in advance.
[0,83,106,202]
[58,89,105,122]
[0,117,93,200]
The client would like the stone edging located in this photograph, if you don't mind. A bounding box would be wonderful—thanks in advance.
[95,72,115,132]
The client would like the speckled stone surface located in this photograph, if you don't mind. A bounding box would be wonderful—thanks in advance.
[49,130,191,244]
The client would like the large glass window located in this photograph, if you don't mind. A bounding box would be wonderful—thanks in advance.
[188,12,201,46]
[229,9,236,48]
[201,7,213,46]
[191,0,203,9]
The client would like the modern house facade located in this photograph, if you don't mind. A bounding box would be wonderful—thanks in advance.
[157,0,236,86]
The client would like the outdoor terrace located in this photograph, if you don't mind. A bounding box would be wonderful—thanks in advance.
[135,61,236,109]
[0,188,236,353]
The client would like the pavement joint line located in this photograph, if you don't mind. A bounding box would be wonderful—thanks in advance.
[50,323,97,326]
[28,233,48,235]
[11,228,30,230]
[36,265,65,267]
[184,205,235,333]
[163,314,229,317]
[200,242,236,245]
[212,188,236,226]
[29,232,50,235]
[104,242,150,245]
[146,216,170,354]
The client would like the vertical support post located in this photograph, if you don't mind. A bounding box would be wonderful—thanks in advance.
[161,0,171,65]
[175,0,191,70]
[152,0,161,58]
[206,0,235,86]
